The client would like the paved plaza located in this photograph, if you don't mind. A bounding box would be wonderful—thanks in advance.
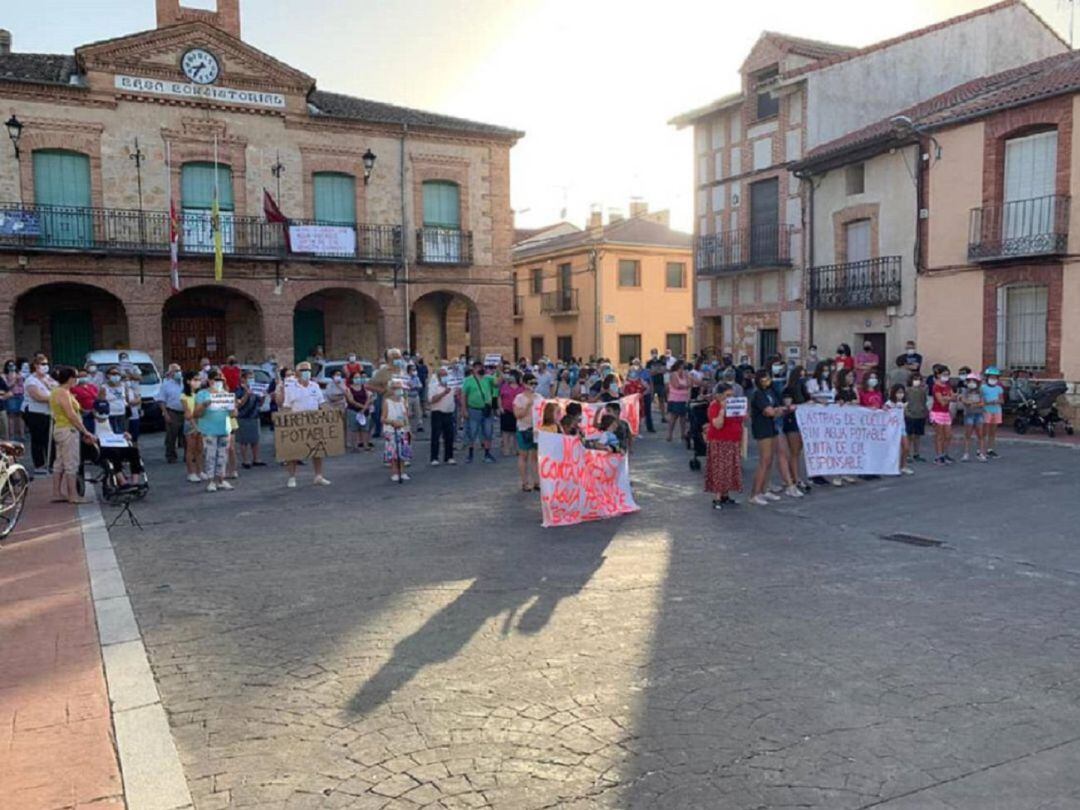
[97,432,1080,809]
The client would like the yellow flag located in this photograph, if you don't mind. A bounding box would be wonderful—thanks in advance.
[212,195,223,281]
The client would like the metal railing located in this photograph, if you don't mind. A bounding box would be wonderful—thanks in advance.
[968,194,1069,261]
[513,295,524,318]
[287,218,402,262]
[540,288,579,315]
[416,227,473,265]
[0,202,403,263]
[808,255,902,310]
[696,223,793,274]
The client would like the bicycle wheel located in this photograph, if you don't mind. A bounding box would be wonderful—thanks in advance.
[0,466,30,539]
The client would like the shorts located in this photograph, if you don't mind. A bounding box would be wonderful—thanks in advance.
[905,417,926,436]
[667,401,688,416]
[5,396,23,414]
[964,412,985,427]
[984,410,1002,425]
[466,407,495,443]
[500,410,517,433]
[929,410,952,426]
[516,428,537,451]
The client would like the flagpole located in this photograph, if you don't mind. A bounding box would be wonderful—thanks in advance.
[212,134,223,281]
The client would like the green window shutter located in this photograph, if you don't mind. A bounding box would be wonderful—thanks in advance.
[181,162,234,210]
[422,181,460,228]
[313,172,356,224]
[33,150,91,207]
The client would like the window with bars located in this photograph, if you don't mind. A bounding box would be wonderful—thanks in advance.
[996,284,1048,370]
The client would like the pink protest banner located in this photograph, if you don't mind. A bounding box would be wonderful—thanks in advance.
[537,431,639,528]
[532,393,641,437]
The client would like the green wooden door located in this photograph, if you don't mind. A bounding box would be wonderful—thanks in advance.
[33,150,93,247]
[50,309,93,367]
[293,309,325,364]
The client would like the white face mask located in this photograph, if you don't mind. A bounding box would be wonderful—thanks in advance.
[867,378,879,389]
[211,381,224,392]
[40,364,50,374]
[911,380,922,388]
[967,382,978,390]
[332,375,342,383]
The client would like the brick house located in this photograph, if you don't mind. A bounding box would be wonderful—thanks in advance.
[0,0,522,369]
[670,0,1066,368]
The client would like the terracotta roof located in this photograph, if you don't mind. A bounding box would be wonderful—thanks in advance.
[0,52,78,86]
[308,89,523,140]
[795,49,1080,170]
[782,0,1066,80]
[760,32,856,61]
[513,216,691,259]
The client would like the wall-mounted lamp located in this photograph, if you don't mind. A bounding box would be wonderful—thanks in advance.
[5,114,23,160]
[362,148,376,185]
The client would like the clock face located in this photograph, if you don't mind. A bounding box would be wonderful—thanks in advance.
[181,48,220,85]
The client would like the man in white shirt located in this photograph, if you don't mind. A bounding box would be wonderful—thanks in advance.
[281,361,331,488]
[427,366,457,465]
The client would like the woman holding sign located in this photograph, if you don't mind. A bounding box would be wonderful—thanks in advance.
[193,370,238,493]
[705,383,744,510]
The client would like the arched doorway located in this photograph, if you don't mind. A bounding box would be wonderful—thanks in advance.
[13,283,128,366]
[293,288,383,363]
[410,291,479,363]
[162,286,263,367]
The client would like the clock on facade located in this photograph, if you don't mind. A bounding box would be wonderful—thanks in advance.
[181,48,220,85]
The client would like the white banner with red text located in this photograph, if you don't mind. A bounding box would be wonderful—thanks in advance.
[537,431,639,528]
[795,404,903,477]
[532,393,641,437]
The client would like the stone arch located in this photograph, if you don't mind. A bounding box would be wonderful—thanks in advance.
[12,282,128,367]
[162,284,264,367]
[409,289,480,364]
[292,287,384,363]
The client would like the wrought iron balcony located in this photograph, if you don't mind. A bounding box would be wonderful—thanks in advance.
[696,223,793,275]
[540,288,579,315]
[0,202,403,263]
[513,295,524,319]
[808,255,902,310]
[968,195,1069,261]
[285,219,402,263]
[416,227,473,265]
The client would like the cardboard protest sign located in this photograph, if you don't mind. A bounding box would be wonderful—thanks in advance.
[537,431,639,528]
[99,433,130,448]
[484,353,502,367]
[532,393,642,437]
[724,396,748,417]
[795,404,903,477]
[209,392,236,411]
[273,409,346,462]
[249,382,269,396]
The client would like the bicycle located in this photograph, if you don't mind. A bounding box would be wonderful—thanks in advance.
[0,441,31,540]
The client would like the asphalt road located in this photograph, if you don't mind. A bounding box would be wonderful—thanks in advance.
[107,427,1080,809]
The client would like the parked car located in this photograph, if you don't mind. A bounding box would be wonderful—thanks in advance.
[84,349,163,431]
[313,359,374,388]
[238,364,275,424]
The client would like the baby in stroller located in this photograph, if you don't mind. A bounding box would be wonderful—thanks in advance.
[83,400,149,501]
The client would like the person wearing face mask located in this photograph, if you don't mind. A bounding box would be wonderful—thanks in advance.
[49,367,98,504]
[930,365,956,465]
[960,373,987,463]
[665,360,690,442]
[498,370,525,458]
[406,364,424,435]
[748,369,786,506]
[426,366,456,465]
[898,340,923,373]
[622,368,647,430]
[461,360,498,463]
[156,363,185,463]
[834,343,855,374]
[281,361,331,488]
[343,353,363,382]
[197,357,212,381]
[853,340,879,386]
[382,380,413,482]
[24,357,58,474]
[125,369,143,445]
[193,370,238,492]
[599,373,620,403]
[780,366,810,495]
[97,367,130,435]
[234,371,265,469]
[858,372,884,409]
[221,355,242,392]
[980,368,1004,459]
[181,371,204,482]
[806,345,820,368]
[324,369,348,413]
[368,348,405,440]
[905,373,929,463]
[261,353,279,379]
[345,372,374,452]
[888,355,912,389]
[886,385,915,475]
[4,359,25,442]
[71,368,99,434]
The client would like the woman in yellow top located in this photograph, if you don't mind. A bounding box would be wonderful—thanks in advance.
[180,370,204,483]
[50,367,98,504]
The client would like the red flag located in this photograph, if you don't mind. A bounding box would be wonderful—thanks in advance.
[169,197,180,293]
[263,188,290,252]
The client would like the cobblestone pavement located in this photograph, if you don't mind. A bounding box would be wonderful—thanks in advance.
[106,430,1080,809]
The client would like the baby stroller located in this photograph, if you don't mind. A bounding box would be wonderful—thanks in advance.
[687,397,710,471]
[1012,380,1074,437]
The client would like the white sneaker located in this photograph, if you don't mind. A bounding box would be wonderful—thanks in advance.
[430,460,441,466]
[400,473,411,481]
[187,473,201,483]
[286,477,297,488]
[785,485,804,498]
[199,472,209,481]
[763,491,781,502]
[313,476,331,486]
[225,472,239,480]
[842,475,858,484]
[205,482,217,493]
[446,458,457,465]
[901,466,915,475]
[768,485,784,495]
[391,474,401,482]
[750,494,770,506]
[218,480,234,490]
[831,477,843,487]
[961,453,970,462]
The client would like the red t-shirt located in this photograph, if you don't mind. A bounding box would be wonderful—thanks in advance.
[858,389,884,409]
[222,364,242,391]
[71,382,98,411]
[835,355,855,372]
[706,400,743,442]
[931,381,952,413]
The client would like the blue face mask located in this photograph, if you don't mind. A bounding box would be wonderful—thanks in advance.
[300,370,311,382]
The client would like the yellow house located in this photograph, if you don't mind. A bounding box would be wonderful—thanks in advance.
[512,206,693,366]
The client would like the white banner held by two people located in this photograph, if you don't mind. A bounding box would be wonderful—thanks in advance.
[795,404,904,477]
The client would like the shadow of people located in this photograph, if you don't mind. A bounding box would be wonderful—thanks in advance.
[348,526,618,716]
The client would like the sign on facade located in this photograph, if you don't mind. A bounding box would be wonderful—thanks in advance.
[288,225,357,255]
[114,75,287,109]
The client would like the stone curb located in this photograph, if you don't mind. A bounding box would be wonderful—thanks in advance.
[79,500,194,810]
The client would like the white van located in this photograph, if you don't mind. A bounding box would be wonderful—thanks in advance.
[84,350,164,430]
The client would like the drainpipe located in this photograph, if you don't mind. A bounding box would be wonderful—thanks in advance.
[400,124,410,353]
[799,170,816,348]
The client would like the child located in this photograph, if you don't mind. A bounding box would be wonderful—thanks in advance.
[382,381,413,482]
[981,367,1004,458]
[905,372,929,462]
[705,383,744,510]
[559,401,583,436]
[858,373,884,409]
[538,401,561,433]
[588,414,623,453]
[930,365,956,465]
[960,372,986,462]
[597,401,632,453]
[887,384,914,475]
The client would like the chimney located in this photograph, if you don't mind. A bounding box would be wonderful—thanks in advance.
[587,206,603,230]
[156,0,242,38]
[608,208,624,224]
[0,30,11,56]
[644,209,670,227]
[629,198,648,218]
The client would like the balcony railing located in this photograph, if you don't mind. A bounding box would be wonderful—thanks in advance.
[808,256,902,310]
[287,218,402,263]
[416,227,473,265]
[968,195,1069,261]
[540,288,579,315]
[696,223,793,274]
[513,295,524,318]
[0,202,404,263]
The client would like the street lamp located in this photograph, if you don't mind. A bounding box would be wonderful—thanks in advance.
[5,114,23,160]
[362,149,376,185]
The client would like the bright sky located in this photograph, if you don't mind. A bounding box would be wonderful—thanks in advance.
[4,1,1073,231]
